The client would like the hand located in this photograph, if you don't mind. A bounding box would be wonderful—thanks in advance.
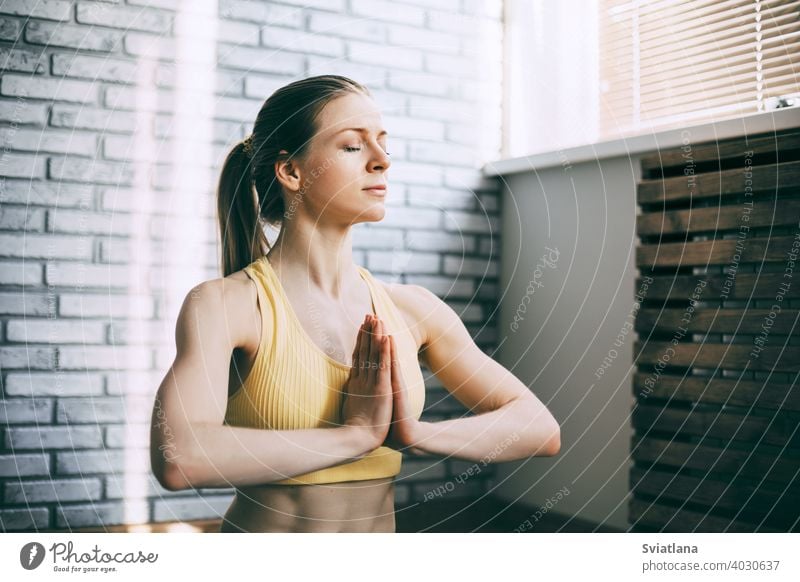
[341,315,393,450]
[383,334,424,452]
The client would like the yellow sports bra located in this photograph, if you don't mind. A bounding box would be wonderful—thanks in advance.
[223,255,427,485]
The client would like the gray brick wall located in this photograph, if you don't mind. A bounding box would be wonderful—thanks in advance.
[0,0,503,531]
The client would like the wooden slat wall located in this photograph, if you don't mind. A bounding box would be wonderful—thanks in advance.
[630,126,800,533]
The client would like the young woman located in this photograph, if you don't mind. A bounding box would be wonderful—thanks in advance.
[149,75,561,533]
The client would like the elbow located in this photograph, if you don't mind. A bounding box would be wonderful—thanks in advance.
[543,423,561,456]
[151,443,192,492]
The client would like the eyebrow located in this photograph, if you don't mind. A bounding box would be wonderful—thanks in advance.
[334,127,388,137]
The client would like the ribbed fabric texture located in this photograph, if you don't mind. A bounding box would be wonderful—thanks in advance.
[223,255,426,485]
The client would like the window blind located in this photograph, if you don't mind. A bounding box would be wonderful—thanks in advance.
[599,0,800,138]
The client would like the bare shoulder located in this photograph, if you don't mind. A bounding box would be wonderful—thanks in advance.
[374,279,444,350]
[179,271,258,351]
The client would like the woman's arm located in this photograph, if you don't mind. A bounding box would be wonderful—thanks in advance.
[150,279,381,491]
[386,285,561,462]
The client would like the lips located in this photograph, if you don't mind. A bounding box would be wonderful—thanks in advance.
[363,185,386,191]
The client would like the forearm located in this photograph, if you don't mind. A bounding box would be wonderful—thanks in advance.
[160,424,375,490]
[411,398,560,462]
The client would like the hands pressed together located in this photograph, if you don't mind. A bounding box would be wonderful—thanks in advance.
[340,313,421,453]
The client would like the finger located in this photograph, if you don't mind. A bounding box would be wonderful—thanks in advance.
[379,329,391,386]
[359,317,372,378]
[352,317,367,377]
[367,318,381,384]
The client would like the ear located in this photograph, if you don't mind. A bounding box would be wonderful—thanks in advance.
[273,149,302,192]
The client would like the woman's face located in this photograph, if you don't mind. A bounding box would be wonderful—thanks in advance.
[285,92,391,225]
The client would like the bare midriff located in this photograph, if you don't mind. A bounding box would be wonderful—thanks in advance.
[220,477,396,533]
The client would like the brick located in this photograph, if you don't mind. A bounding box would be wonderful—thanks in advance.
[0,0,72,21]
[0,261,41,285]
[260,26,344,57]
[350,0,424,26]
[57,346,154,371]
[388,71,458,97]
[0,453,50,477]
[0,180,93,208]
[103,85,170,112]
[380,206,441,230]
[47,262,140,289]
[56,500,148,528]
[443,210,500,234]
[104,472,186,499]
[76,3,173,34]
[0,100,48,125]
[352,227,404,250]
[153,65,244,96]
[424,52,477,78]
[276,0,345,9]
[51,53,138,84]
[47,208,133,236]
[408,140,477,167]
[4,478,102,503]
[348,40,423,71]
[55,396,152,424]
[368,250,439,274]
[7,319,105,344]
[25,20,123,52]
[387,23,460,54]
[103,423,149,448]
[1,75,98,105]
[59,293,155,318]
[308,11,388,41]
[407,186,476,210]
[243,74,292,100]
[0,16,21,40]
[444,256,498,278]
[0,398,53,424]
[446,301,482,323]
[0,508,50,531]
[478,236,498,257]
[0,347,55,369]
[0,207,46,231]
[0,233,92,260]
[0,292,53,316]
[108,320,172,345]
[50,104,138,133]
[5,372,104,397]
[152,494,233,522]
[48,157,134,186]
[105,370,167,396]
[405,275,474,298]
[152,116,243,144]
[409,94,473,122]
[56,448,148,475]
[218,0,303,27]
[217,43,304,75]
[427,9,479,34]
[406,230,476,253]
[0,127,96,156]
[306,56,387,89]
[0,153,46,179]
[387,160,443,186]
[6,426,103,450]
[444,167,497,191]
[0,47,46,74]
[382,114,444,141]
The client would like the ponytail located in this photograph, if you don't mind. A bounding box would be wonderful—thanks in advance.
[216,140,268,277]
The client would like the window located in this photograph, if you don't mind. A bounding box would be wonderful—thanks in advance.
[504,0,800,158]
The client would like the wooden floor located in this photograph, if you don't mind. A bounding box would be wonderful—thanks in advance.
[50,496,621,533]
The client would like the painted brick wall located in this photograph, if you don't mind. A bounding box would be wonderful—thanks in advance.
[0,0,503,531]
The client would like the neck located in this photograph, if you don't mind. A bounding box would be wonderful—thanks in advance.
[266,220,361,299]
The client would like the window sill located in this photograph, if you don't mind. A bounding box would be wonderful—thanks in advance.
[482,106,800,177]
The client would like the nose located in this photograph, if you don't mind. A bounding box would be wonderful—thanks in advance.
[368,143,391,172]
